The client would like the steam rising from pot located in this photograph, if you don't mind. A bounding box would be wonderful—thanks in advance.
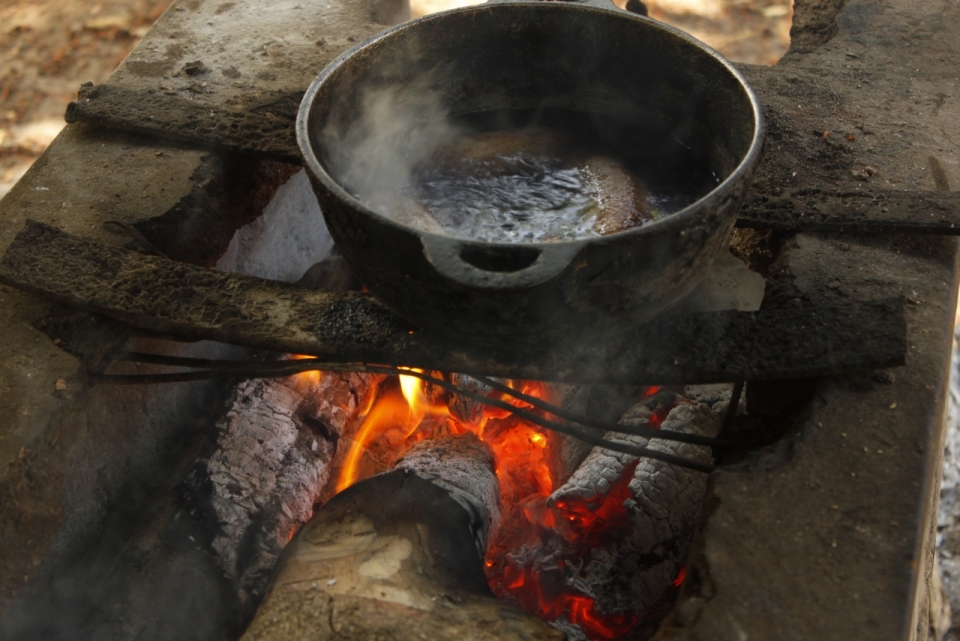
[318,71,466,212]
[318,73,714,244]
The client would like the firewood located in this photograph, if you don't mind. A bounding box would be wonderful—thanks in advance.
[196,369,381,602]
[544,395,720,633]
[487,392,719,639]
[240,434,563,641]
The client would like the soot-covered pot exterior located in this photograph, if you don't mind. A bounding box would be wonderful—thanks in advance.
[298,1,765,347]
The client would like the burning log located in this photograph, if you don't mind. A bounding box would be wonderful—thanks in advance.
[491,390,722,640]
[240,434,563,641]
[193,367,381,602]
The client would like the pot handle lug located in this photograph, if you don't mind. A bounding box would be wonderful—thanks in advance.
[484,0,647,16]
[421,235,583,290]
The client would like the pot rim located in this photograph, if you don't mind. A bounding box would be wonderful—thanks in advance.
[296,0,766,251]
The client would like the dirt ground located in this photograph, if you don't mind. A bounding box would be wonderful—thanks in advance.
[411,0,792,64]
[0,0,172,197]
[0,0,791,200]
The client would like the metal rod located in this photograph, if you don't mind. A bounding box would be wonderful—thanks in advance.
[92,356,716,473]
[722,380,745,433]
[473,375,722,447]
[103,352,723,446]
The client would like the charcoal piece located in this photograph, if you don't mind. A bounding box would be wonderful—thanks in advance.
[626,403,720,553]
[550,429,645,502]
[551,384,639,481]
[548,390,676,500]
[684,382,747,416]
[447,374,496,425]
[395,433,501,550]
[551,616,590,641]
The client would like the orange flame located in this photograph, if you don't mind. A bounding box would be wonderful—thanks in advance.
[289,354,323,387]
[399,373,422,408]
[329,375,656,639]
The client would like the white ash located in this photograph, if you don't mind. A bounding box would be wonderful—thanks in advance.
[550,426,647,501]
[395,433,501,552]
[216,169,334,283]
[548,391,676,501]
[627,402,720,553]
[683,382,746,417]
[202,370,378,600]
[551,616,590,641]
[550,384,638,484]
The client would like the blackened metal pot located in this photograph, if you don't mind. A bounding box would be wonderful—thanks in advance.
[297,0,764,347]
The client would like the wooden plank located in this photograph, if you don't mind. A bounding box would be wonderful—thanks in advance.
[736,189,960,234]
[0,221,906,384]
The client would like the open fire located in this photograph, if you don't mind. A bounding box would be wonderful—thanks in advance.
[317,371,693,640]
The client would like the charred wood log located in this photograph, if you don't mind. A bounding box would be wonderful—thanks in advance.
[0,221,907,385]
[189,368,380,603]
[515,393,721,639]
[240,434,562,641]
[62,58,960,236]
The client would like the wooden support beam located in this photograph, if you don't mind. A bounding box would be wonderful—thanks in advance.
[0,221,906,384]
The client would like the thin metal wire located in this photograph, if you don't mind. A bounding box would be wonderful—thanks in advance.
[472,375,721,447]
[93,353,717,473]
[722,380,745,433]
[107,352,721,446]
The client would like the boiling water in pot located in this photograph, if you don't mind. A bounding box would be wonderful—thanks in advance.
[361,109,720,243]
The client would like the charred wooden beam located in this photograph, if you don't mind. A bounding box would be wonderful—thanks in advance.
[736,189,960,234]
[240,435,562,641]
[63,64,960,235]
[732,62,960,234]
[0,221,906,385]
[66,84,304,165]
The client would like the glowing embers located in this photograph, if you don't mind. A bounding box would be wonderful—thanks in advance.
[334,375,556,493]
[489,460,644,639]
[329,375,690,640]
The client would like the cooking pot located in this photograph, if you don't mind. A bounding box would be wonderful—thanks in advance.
[297,0,764,347]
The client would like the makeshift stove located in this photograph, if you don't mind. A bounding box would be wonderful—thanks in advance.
[0,0,958,640]
[123,187,757,640]
[194,350,727,640]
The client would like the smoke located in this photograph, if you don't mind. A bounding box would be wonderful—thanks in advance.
[319,69,466,212]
